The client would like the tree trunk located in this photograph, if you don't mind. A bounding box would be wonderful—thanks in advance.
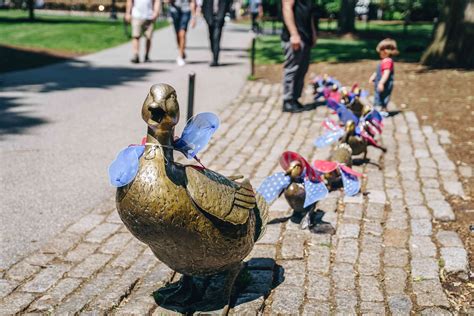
[338,0,356,33]
[421,0,474,68]
[28,0,35,21]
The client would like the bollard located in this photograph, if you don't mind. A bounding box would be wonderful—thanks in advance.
[110,0,117,19]
[251,37,256,77]
[187,72,196,121]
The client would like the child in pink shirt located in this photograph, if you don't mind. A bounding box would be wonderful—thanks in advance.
[369,38,399,110]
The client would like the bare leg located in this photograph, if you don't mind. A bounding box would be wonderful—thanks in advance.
[178,29,186,58]
[145,38,152,59]
[175,31,180,46]
[132,37,139,56]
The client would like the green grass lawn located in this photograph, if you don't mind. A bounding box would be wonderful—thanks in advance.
[254,21,434,64]
[0,10,168,54]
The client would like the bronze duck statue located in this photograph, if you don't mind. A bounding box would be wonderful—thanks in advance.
[257,151,328,222]
[114,84,268,313]
[341,120,386,160]
[313,142,362,197]
[283,160,307,215]
[324,143,353,188]
[341,120,369,159]
[346,88,372,119]
[330,143,353,167]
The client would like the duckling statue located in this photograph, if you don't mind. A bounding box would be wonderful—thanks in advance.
[345,86,372,118]
[315,101,386,160]
[110,84,269,314]
[257,151,328,221]
[341,120,369,158]
[282,160,307,214]
[330,143,353,167]
[342,120,387,159]
[312,74,342,102]
[314,143,362,196]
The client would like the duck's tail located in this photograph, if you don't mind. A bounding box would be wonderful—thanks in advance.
[330,143,353,166]
[253,192,269,242]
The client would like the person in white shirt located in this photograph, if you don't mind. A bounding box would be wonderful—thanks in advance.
[125,0,161,63]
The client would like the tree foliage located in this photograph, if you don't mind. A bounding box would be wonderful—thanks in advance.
[314,0,441,20]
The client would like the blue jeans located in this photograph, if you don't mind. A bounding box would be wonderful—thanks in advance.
[374,89,392,108]
[170,6,191,32]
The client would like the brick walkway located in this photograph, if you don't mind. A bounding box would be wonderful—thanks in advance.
[0,82,469,314]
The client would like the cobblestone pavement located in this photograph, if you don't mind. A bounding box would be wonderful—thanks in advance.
[0,82,470,315]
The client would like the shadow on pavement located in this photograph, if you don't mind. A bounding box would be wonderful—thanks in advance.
[0,44,71,74]
[0,60,161,137]
[1,60,163,93]
[386,110,402,117]
[154,258,283,313]
[0,96,49,139]
[147,59,210,65]
[268,208,336,234]
[215,61,244,67]
[186,46,248,52]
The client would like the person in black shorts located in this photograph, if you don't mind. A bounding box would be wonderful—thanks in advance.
[170,0,196,66]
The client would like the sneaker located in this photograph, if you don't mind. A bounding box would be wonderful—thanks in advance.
[144,55,151,63]
[130,55,139,64]
[380,110,389,117]
[375,105,389,117]
[209,61,219,67]
[176,56,186,66]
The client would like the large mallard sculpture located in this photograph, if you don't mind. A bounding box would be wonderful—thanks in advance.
[109,84,268,314]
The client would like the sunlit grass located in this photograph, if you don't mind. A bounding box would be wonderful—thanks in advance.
[254,21,434,64]
[0,10,168,54]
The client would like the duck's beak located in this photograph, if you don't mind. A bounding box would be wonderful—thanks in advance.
[148,101,167,124]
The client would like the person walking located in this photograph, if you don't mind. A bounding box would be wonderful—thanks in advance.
[281,0,317,112]
[125,0,161,63]
[202,0,232,66]
[170,0,197,66]
[249,0,263,33]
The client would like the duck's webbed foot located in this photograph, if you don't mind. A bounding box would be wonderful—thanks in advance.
[155,264,244,314]
[302,209,336,234]
[189,262,243,315]
[154,275,201,312]
[291,208,309,224]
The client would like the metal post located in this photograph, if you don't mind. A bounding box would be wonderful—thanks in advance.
[251,37,256,77]
[187,72,196,121]
[110,0,117,19]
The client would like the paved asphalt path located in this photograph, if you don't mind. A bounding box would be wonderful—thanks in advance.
[0,19,253,269]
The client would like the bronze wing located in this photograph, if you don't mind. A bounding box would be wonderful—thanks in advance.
[185,167,256,225]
